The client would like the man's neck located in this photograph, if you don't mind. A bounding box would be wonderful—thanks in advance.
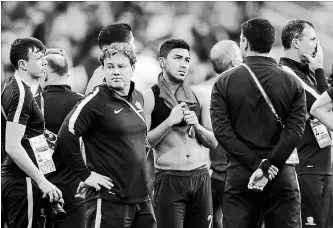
[162,72,182,94]
[245,51,270,58]
[14,70,39,88]
[47,76,68,86]
[283,50,304,64]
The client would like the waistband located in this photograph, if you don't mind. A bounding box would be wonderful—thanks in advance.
[155,165,208,178]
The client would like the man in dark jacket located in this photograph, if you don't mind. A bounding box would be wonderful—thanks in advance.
[38,48,86,228]
[211,18,307,228]
[280,19,332,228]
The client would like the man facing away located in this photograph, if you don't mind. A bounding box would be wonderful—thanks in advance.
[211,18,307,228]
[279,19,332,228]
[38,48,86,228]
[195,40,243,228]
[143,39,218,228]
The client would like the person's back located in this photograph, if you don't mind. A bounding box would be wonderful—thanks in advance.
[211,18,306,228]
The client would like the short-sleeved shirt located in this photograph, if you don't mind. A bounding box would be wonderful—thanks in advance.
[327,88,333,101]
[1,76,44,177]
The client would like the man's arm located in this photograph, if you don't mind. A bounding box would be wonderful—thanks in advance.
[260,79,307,177]
[210,78,262,171]
[191,87,217,149]
[85,66,105,95]
[143,89,186,148]
[310,90,333,130]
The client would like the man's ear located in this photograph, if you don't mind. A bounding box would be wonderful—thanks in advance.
[131,64,136,75]
[244,37,249,51]
[231,59,236,67]
[158,57,165,69]
[18,60,27,71]
[292,38,299,49]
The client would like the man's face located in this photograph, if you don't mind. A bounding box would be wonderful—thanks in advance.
[297,25,317,62]
[103,52,134,92]
[162,48,191,83]
[26,49,47,79]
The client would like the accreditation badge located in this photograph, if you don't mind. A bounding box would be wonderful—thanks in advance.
[309,118,331,148]
[29,134,56,174]
[285,148,299,164]
[44,128,57,154]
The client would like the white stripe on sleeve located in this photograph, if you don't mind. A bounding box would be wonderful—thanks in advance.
[68,87,99,135]
[26,177,33,228]
[13,78,26,123]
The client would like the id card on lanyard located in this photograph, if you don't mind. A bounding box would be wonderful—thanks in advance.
[28,134,56,174]
[309,118,331,148]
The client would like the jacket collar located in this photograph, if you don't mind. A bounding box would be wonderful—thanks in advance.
[44,84,72,93]
[279,57,310,74]
[243,56,278,65]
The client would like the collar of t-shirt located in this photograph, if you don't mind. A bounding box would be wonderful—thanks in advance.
[44,84,71,93]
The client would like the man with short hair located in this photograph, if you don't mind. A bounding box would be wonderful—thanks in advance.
[310,88,333,131]
[280,19,333,228]
[143,39,217,228]
[56,42,156,228]
[85,23,135,94]
[196,40,242,228]
[37,48,86,228]
[1,37,62,228]
[211,18,307,228]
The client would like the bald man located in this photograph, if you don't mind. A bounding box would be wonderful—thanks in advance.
[195,40,242,228]
[38,49,86,228]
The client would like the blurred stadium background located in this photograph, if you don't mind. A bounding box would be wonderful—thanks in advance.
[1,1,333,94]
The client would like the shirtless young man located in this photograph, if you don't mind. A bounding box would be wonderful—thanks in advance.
[143,39,217,228]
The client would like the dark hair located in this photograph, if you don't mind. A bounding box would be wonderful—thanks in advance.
[45,49,68,76]
[281,20,314,50]
[240,18,275,54]
[98,43,137,66]
[98,23,132,49]
[159,39,190,58]
[10,37,46,70]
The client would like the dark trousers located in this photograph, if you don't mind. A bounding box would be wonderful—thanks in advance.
[223,164,301,228]
[153,167,212,228]
[211,178,225,228]
[85,198,156,228]
[1,176,42,228]
[44,183,85,228]
[298,174,333,228]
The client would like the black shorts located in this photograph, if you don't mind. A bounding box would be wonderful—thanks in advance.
[223,164,301,228]
[85,198,156,228]
[1,176,42,228]
[153,166,212,228]
[298,174,333,228]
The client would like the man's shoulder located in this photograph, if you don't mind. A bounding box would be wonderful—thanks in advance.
[5,77,33,101]
[215,65,243,84]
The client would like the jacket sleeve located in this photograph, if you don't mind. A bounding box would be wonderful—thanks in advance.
[210,77,262,171]
[260,77,307,177]
[315,68,329,94]
[55,89,100,180]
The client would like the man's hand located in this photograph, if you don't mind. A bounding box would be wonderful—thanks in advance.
[268,165,279,181]
[248,169,268,192]
[183,110,199,127]
[38,178,63,202]
[303,41,323,70]
[84,171,114,191]
[75,181,88,199]
[167,102,187,126]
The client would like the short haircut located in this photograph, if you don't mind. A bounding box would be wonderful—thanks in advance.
[10,37,46,70]
[281,20,314,50]
[210,40,239,74]
[240,18,275,54]
[159,39,190,58]
[98,42,137,66]
[98,23,132,49]
[45,49,68,76]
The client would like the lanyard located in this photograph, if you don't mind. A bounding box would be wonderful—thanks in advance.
[242,63,285,128]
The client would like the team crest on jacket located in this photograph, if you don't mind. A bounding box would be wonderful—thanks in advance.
[135,101,143,111]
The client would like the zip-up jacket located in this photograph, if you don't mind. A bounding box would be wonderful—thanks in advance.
[56,82,149,204]
[280,57,332,175]
[211,56,307,177]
